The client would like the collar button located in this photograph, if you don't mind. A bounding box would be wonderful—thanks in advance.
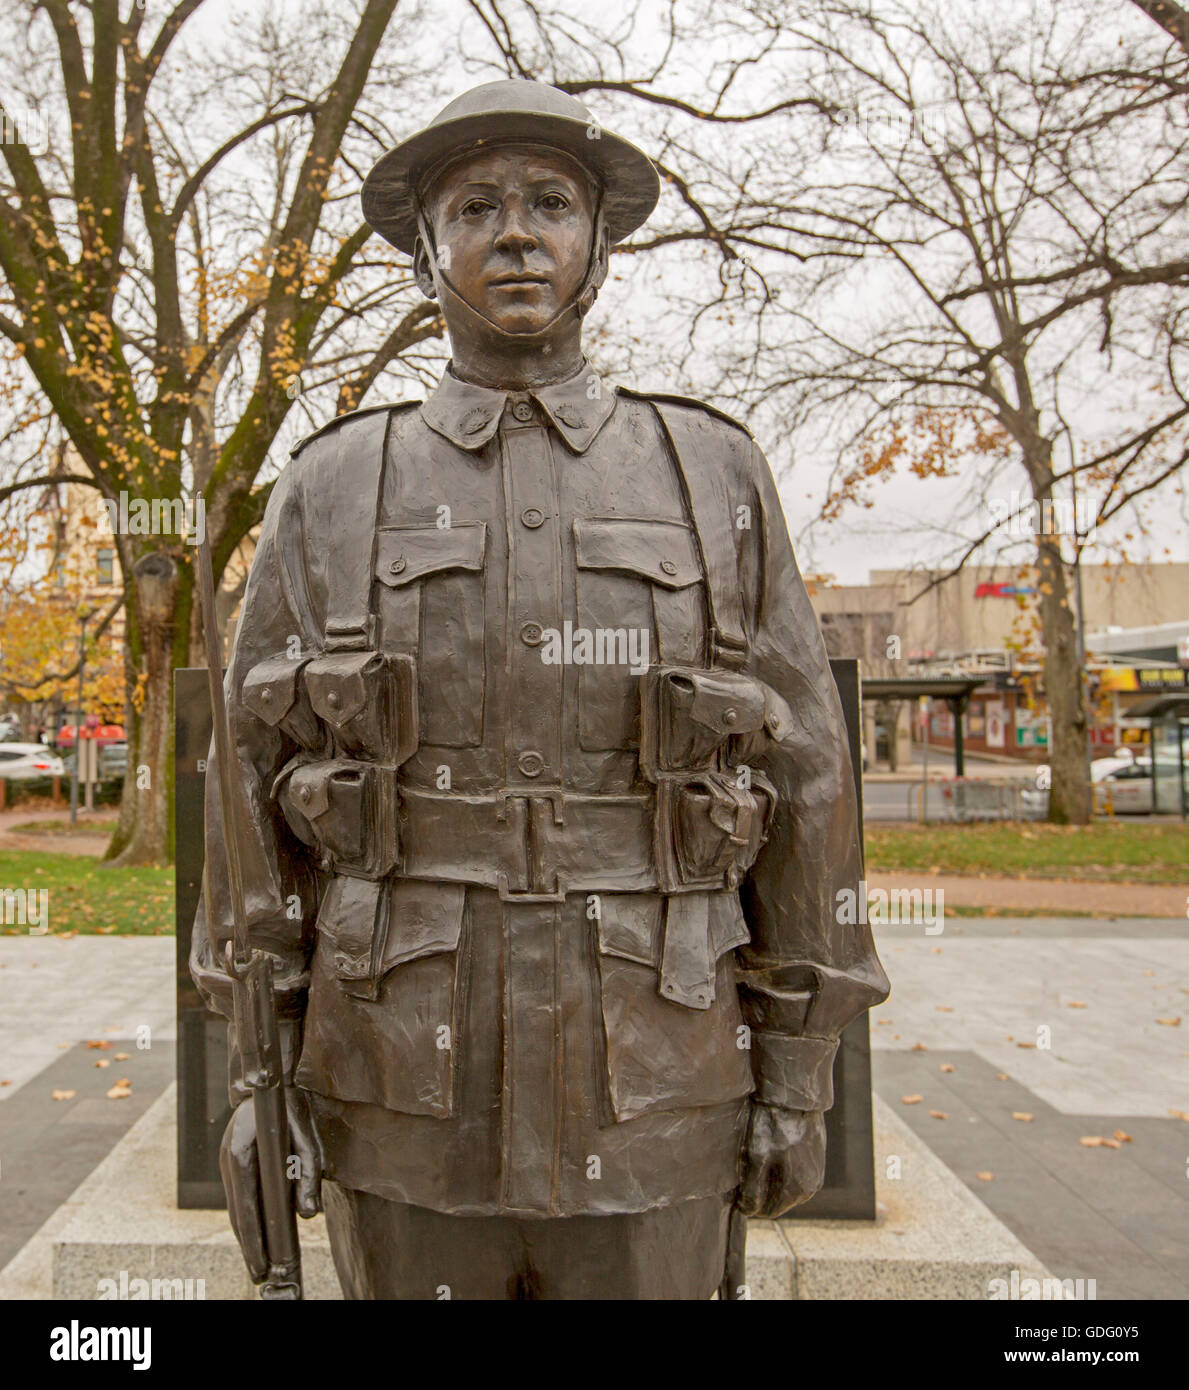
[511,400,534,423]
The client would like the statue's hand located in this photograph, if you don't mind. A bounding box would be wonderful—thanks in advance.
[736,1105,826,1218]
[220,1088,322,1283]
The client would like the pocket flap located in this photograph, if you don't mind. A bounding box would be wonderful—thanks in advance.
[677,670,767,735]
[375,522,486,587]
[377,879,466,976]
[596,893,664,966]
[285,762,332,820]
[574,518,701,589]
[242,655,307,727]
[305,651,383,728]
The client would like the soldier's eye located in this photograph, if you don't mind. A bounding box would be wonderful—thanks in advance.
[460,199,492,217]
[539,192,569,211]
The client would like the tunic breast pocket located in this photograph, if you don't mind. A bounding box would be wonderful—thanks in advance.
[375,522,487,748]
[573,517,705,751]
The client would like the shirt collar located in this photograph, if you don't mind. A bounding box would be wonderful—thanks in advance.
[421,363,616,454]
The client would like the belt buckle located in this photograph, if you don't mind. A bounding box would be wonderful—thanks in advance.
[496,789,567,902]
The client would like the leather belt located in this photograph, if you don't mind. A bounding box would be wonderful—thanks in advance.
[398,787,657,900]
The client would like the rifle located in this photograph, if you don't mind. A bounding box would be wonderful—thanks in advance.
[196,535,303,1301]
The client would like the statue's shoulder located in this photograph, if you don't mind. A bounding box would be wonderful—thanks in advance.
[615,386,754,440]
[289,399,423,459]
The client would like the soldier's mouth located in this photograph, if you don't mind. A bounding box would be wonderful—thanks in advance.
[490,274,549,287]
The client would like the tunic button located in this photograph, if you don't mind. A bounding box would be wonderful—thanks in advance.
[723,707,738,725]
[326,691,340,708]
[521,507,545,529]
[260,688,272,703]
[517,750,545,778]
[660,558,678,576]
[520,621,544,647]
[388,556,407,575]
[512,401,534,422]
[298,785,311,804]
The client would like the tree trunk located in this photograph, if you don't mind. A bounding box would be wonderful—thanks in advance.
[1031,504,1091,825]
[104,553,183,865]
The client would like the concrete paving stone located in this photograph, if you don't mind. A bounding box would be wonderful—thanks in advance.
[0,936,175,1099]
[874,1049,1189,1299]
[0,1040,175,1270]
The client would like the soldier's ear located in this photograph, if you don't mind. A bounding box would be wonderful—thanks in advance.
[413,236,439,301]
[590,221,610,293]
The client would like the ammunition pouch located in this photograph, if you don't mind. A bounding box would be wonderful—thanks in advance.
[275,757,398,881]
[243,650,417,765]
[241,655,323,751]
[641,666,787,892]
[303,650,417,764]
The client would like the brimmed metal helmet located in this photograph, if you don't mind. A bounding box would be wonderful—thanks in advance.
[361,79,660,255]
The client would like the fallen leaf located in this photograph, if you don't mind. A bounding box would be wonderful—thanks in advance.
[1167,1109,1188,1122]
[901,1094,923,1105]
[931,947,943,954]
[1113,1130,1132,1143]
[1143,970,1155,977]
[1155,1017,1181,1027]
[1016,1042,1036,1049]
[0,1080,11,1086]
[114,1052,130,1061]
[940,1064,956,1073]
[976,1171,994,1182]
[1012,1112,1034,1122]
[1068,1001,1087,1009]
[51,1089,76,1101]
[1079,1136,1105,1147]
[94,1059,110,1069]
[876,1019,892,1026]
[106,1082,132,1100]
[56,1043,69,1050]
[85,1039,112,1050]
[1101,1138,1121,1149]
[911,1042,928,1051]
[995,1073,1009,1081]
[929,1109,948,1119]
[936,1006,953,1013]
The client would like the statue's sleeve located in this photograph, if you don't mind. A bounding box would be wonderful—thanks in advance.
[189,459,321,1028]
[735,438,889,1113]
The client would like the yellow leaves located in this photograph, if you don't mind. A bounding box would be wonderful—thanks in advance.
[901,1094,923,1105]
[1155,1017,1181,1027]
[51,1089,77,1101]
[976,1171,994,1182]
[1011,1112,1033,1122]
[106,1078,132,1100]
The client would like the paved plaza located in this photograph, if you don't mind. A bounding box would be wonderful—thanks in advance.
[1,915,1186,1298]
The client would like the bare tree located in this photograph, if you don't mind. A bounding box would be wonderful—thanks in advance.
[0,0,443,862]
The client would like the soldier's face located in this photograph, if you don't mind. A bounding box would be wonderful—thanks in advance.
[422,146,596,334]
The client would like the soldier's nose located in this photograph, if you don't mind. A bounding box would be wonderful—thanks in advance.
[493,210,538,255]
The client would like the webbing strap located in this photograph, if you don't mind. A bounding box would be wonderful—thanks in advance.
[653,401,749,670]
[320,409,393,651]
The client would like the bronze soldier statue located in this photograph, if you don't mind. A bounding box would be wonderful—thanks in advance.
[191,78,889,1300]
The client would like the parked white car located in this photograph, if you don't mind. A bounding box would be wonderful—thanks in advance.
[0,744,67,779]
[1021,756,1157,818]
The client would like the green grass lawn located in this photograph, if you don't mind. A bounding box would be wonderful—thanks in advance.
[0,850,174,935]
[865,821,1189,884]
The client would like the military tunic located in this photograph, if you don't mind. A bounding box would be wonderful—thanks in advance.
[191,362,888,1226]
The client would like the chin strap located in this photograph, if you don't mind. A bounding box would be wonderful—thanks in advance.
[416,197,606,346]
